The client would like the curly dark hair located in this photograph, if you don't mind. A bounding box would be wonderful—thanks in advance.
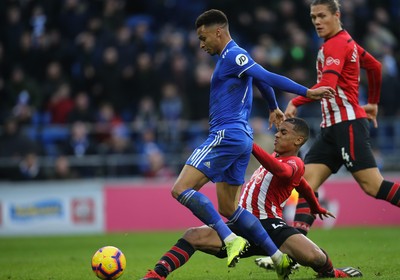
[285,117,310,143]
[195,9,228,29]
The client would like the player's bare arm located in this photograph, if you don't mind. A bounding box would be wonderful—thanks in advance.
[362,103,379,128]
[306,86,335,100]
[284,100,297,118]
[252,143,295,179]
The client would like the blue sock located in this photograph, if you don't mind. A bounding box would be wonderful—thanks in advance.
[177,189,232,240]
[230,206,278,256]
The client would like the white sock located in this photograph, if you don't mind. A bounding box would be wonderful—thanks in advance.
[271,250,283,264]
[223,233,237,243]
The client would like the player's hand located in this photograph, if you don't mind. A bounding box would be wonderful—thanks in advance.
[269,108,285,129]
[284,100,297,118]
[362,103,378,128]
[306,86,335,100]
[311,207,336,220]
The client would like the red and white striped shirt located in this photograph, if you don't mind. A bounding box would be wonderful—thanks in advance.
[292,30,382,128]
[239,152,304,220]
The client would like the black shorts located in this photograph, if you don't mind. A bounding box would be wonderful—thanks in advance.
[304,118,377,173]
[215,218,300,259]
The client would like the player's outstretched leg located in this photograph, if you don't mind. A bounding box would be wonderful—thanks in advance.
[140,269,165,280]
[225,236,250,267]
[317,267,363,278]
[275,253,294,280]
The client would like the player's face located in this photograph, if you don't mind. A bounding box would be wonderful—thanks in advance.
[310,4,341,39]
[197,25,220,56]
[273,122,299,155]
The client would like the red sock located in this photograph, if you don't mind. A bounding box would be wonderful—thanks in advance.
[154,238,195,277]
[314,249,335,277]
[376,180,400,207]
[293,194,317,235]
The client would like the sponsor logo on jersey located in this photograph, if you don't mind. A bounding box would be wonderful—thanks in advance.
[203,161,211,168]
[350,44,358,62]
[326,56,340,66]
[235,54,249,66]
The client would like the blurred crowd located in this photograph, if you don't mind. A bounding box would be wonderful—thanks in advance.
[0,0,399,181]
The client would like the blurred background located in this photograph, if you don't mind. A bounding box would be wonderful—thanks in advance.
[0,0,399,236]
[0,0,399,181]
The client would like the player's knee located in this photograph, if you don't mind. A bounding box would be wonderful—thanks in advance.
[217,206,234,219]
[183,227,206,249]
[171,182,186,199]
[171,187,180,199]
[353,170,383,197]
[303,247,325,267]
[358,181,379,197]
[364,187,378,197]
[312,248,327,267]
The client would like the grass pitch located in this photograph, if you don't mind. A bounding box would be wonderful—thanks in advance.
[1,227,399,280]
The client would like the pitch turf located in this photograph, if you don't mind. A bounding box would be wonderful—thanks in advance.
[1,227,399,280]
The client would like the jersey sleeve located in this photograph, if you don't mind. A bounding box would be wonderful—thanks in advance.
[285,157,304,186]
[291,95,315,107]
[223,47,257,78]
[253,79,279,110]
[358,44,382,104]
[246,64,308,96]
[252,143,304,182]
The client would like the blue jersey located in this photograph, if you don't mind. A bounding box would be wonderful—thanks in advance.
[209,40,256,135]
[186,40,308,184]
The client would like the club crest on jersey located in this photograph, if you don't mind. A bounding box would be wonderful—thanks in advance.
[235,54,248,66]
[326,56,340,66]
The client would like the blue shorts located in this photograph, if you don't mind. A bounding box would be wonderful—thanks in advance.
[186,129,252,185]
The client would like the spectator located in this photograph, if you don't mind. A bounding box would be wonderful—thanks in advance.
[67,90,96,123]
[2,6,25,62]
[61,121,98,177]
[42,61,70,109]
[58,0,91,41]
[95,46,126,111]
[144,148,175,179]
[132,52,159,105]
[47,155,79,180]
[0,116,38,159]
[61,121,97,157]
[132,96,159,133]
[159,82,185,152]
[102,0,126,32]
[71,31,99,97]
[46,83,75,124]
[94,102,124,146]
[137,128,173,178]
[8,152,46,181]
[5,66,42,124]
[103,125,137,177]
[187,63,211,122]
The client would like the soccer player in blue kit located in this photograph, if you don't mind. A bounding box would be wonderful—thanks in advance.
[142,9,334,280]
